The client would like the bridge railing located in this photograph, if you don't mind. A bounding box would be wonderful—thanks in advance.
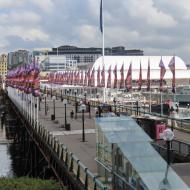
[6,87,109,190]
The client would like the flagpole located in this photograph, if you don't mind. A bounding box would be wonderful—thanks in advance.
[102,0,106,102]
[161,91,163,116]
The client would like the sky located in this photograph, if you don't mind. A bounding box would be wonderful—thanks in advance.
[0,0,190,64]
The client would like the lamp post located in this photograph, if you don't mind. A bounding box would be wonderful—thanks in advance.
[80,104,86,142]
[113,97,116,115]
[52,96,56,120]
[44,94,47,115]
[160,128,174,187]
[74,89,77,119]
[61,89,63,102]
[63,99,67,129]
[67,89,69,101]
[84,91,87,104]
[39,93,42,111]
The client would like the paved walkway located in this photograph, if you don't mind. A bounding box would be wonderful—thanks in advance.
[39,97,98,173]
[38,95,190,187]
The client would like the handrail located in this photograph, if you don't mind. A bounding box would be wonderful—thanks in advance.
[6,87,109,190]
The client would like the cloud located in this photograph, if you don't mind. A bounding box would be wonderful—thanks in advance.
[0,11,41,24]
[0,0,190,65]
[124,0,177,28]
[29,0,54,13]
[0,0,25,8]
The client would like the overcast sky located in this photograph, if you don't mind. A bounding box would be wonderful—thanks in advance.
[0,0,190,63]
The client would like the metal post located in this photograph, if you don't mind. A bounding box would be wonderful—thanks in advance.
[65,103,67,127]
[53,99,55,118]
[113,98,116,115]
[45,96,47,115]
[82,109,85,142]
[75,91,77,119]
[61,90,63,101]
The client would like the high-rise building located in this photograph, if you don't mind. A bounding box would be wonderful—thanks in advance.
[0,54,8,79]
[8,50,29,67]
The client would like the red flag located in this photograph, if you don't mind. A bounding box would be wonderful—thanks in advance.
[87,68,91,86]
[120,64,124,89]
[97,66,100,87]
[80,71,84,86]
[147,60,150,91]
[101,66,105,87]
[113,64,117,89]
[107,65,111,88]
[84,71,87,86]
[138,62,142,91]
[125,63,132,91]
[91,68,95,87]
[159,58,166,92]
[168,56,175,93]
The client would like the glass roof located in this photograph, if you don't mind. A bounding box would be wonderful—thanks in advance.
[96,116,190,190]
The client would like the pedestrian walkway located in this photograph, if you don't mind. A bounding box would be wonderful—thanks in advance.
[39,96,98,173]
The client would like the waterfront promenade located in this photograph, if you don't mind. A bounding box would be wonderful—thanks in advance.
[39,96,98,173]
[37,94,190,187]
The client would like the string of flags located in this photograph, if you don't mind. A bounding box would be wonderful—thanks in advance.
[6,57,176,94]
[6,58,40,97]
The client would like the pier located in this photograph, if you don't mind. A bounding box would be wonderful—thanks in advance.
[3,86,190,190]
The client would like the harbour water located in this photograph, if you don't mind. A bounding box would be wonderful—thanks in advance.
[0,127,13,177]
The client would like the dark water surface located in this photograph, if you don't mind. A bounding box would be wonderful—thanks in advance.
[0,127,13,177]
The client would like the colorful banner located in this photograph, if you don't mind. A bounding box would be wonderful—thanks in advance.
[168,56,175,93]
[125,63,132,92]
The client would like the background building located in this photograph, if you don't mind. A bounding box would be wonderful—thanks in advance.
[0,54,8,79]
[8,50,29,68]
[49,45,144,69]
[41,55,77,71]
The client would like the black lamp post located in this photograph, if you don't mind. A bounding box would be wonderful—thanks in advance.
[136,101,139,116]
[67,89,69,101]
[61,89,63,102]
[63,99,67,129]
[44,94,47,115]
[80,104,86,142]
[84,91,87,104]
[39,93,42,111]
[51,96,56,120]
[74,89,77,118]
[113,97,116,115]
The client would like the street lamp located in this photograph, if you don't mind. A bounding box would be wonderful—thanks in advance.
[74,89,77,118]
[159,128,174,188]
[80,104,86,142]
[63,99,70,130]
[113,97,116,115]
[39,92,42,111]
[61,89,63,102]
[51,96,56,120]
[84,91,87,103]
[44,94,47,115]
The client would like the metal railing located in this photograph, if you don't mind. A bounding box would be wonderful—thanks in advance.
[6,87,109,190]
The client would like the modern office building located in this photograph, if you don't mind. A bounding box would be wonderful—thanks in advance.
[48,45,144,69]
[0,54,8,79]
[41,55,77,71]
[8,50,29,67]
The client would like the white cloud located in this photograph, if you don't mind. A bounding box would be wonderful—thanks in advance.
[0,0,25,8]
[30,0,54,13]
[125,0,177,28]
[7,26,49,41]
[0,11,41,24]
